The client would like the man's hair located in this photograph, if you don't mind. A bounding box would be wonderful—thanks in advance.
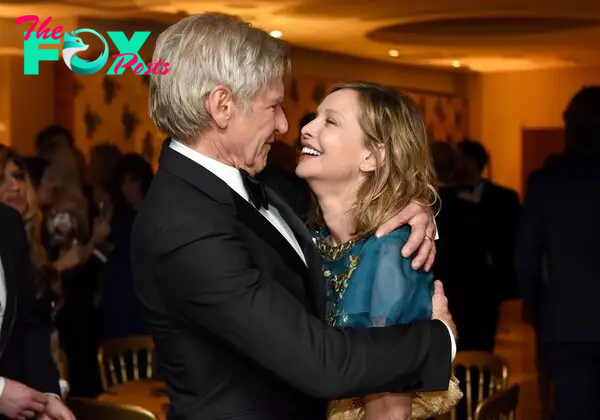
[563,86,600,154]
[35,125,74,154]
[457,139,489,173]
[149,13,291,144]
[431,141,458,183]
[310,82,438,238]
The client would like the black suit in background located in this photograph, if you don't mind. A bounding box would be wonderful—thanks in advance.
[434,187,494,352]
[479,181,521,302]
[515,153,600,420]
[132,140,452,420]
[0,204,60,405]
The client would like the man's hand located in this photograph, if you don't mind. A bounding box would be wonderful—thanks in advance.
[37,397,75,420]
[0,379,48,419]
[431,281,457,341]
[375,200,437,271]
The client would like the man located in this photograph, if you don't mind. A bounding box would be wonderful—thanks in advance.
[515,86,600,420]
[132,13,455,420]
[431,142,491,352]
[0,204,74,420]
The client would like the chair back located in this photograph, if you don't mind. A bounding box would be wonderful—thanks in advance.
[97,335,154,391]
[474,384,520,420]
[451,351,509,420]
[67,397,158,420]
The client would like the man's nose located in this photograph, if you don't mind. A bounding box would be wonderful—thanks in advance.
[275,106,288,135]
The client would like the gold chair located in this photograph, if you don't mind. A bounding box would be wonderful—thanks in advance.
[67,397,158,420]
[97,335,154,391]
[451,351,509,420]
[474,384,520,420]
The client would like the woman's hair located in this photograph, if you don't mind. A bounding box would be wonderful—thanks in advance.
[312,81,439,238]
[36,138,88,230]
[0,146,60,301]
[23,156,50,189]
[107,153,154,211]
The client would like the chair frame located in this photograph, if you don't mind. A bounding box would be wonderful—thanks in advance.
[97,335,154,391]
[474,384,520,420]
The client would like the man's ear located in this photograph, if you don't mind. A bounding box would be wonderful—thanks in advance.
[205,85,234,130]
[360,145,386,173]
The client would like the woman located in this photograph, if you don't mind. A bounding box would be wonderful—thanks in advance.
[0,146,82,376]
[98,153,153,340]
[296,82,461,420]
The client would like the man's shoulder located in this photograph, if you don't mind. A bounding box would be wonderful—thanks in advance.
[485,181,519,200]
[0,203,24,240]
[132,170,237,252]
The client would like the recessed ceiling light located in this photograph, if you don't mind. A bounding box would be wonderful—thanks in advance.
[451,60,461,68]
[269,30,283,38]
[388,49,399,57]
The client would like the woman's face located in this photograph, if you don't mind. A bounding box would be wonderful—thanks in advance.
[295,89,374,189]
[0,160,26,214]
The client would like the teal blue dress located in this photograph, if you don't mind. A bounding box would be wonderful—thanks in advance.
[314,227,461,420]
[312,226,434,329]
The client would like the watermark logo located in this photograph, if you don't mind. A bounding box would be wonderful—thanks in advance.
[16,15,171,76]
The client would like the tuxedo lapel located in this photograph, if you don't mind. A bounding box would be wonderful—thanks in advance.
[158,139,326,320]
[232,193,308,280]
[265,188,326,320]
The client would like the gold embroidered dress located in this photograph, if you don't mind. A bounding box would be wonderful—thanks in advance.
[313,227,462,420]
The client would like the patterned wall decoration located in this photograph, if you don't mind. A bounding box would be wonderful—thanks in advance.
[280,75,468,145]
[58,67,467,169]
[65,63,164,168]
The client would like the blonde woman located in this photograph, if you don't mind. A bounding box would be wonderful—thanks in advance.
[296,82,461,420]
[0,145,79,374]
[0,146,80,303]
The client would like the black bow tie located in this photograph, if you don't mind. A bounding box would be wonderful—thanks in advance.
[240,169,269,210]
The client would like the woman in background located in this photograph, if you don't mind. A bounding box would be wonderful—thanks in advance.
[0,146,82,373]
[36,138,110,397]
[98,153,153,340]
[296,82,461,420]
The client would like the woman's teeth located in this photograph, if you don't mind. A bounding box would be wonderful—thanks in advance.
[301,147,322,156]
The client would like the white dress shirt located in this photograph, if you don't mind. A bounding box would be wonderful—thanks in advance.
[169,140,455,359]
[170,140,306,265]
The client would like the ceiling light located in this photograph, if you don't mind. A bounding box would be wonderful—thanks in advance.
[269,30,282,38]
[451,60,461,68]
[388,49,399,57]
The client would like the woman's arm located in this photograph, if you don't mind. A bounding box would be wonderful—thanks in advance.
[365,393,413,420]
[361,230,435,419]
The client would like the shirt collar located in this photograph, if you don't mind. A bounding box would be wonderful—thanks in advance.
[168,139,249,202]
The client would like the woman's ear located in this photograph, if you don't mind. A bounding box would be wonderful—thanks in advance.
[360,145,386,173]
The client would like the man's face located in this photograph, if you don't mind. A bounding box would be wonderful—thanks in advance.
[225,80,288,175]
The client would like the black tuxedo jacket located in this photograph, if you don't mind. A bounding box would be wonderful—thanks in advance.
[0,204,60,400]
[131,140,452,420]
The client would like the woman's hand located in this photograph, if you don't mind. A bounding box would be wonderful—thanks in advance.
[375,200,436,271]
[54,246,84,272]
[90,218,111,246]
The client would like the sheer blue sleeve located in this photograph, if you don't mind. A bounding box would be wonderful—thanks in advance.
[339,228,434,328]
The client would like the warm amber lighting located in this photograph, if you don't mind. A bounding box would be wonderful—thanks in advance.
[388,49,399,57]
[451,60,461,68]
[269,30,283,38]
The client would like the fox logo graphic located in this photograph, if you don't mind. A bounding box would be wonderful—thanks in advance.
[62,32,88,70]
[16,15,172,75]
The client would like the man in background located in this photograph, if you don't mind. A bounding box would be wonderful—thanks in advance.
[0,203,74,420]
[516,86,600,420]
